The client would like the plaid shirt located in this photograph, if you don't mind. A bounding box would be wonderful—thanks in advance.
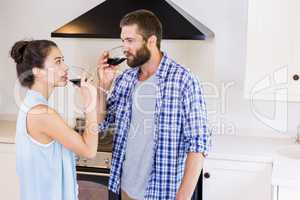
[99,53,211,200]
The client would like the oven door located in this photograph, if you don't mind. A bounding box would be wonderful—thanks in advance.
[76,166,120,200]
[77,166,111,200]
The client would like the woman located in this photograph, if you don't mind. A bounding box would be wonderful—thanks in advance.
[10,40,98,200]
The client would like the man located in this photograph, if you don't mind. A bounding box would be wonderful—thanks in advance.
[97,9,211,200]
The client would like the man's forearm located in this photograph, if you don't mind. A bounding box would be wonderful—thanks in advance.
[176,152,204,200]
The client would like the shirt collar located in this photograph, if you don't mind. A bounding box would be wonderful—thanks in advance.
[155,52,170,80]
[125,52,170,82]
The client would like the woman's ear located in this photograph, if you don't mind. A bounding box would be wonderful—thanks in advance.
[32,67,45,78]
[32,67,39,76]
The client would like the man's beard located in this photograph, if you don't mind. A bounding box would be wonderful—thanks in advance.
[126,44,151,68]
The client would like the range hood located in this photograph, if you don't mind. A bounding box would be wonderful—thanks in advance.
[51,0,214,40]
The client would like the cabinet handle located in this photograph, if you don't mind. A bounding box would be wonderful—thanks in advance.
[293,74,299,81]
[204,172,210,179]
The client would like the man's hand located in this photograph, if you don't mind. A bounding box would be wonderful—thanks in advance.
[176,191,190,200]
[97,51,118,92]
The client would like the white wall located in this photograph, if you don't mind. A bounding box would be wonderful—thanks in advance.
[0,0,103,120]
[0,0,299,137]
[0,0,214,123]
[173,0,300,137]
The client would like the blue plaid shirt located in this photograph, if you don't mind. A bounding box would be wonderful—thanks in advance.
[99,53,211,200]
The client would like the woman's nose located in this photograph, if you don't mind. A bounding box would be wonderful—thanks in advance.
[64,63,69,71]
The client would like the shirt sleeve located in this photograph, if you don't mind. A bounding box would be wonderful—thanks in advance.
[182,74,211,156]
[98,77,120,133]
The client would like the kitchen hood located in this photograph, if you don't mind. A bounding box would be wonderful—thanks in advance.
[51,0,214,40]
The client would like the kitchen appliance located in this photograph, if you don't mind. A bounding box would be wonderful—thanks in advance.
[76,152,114,200]
[51,0,214,40]
[74,118,116,200]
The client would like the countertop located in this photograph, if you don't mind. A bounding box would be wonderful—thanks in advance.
[208,135,295,163]
[0,120,16,144]
[0,120,299,187]
[272,145,300,188]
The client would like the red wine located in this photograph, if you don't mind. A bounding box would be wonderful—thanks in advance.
[107,57,126,65]
[69,79,81,87]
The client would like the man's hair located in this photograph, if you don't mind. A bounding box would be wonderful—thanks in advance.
[120,9,162,49]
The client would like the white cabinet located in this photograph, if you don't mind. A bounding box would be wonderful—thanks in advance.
[202,158,272,200]
[0,143,19,200]
[244,0,300,101]
[273,186,300,200]
[287,0,300,101]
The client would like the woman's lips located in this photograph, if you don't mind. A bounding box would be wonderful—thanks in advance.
[62,75,68,81]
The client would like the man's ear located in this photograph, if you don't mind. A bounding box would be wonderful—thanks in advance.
[148,35,157,48]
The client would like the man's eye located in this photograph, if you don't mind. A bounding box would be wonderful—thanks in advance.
[56,60,61,64]
[124,39,133,43]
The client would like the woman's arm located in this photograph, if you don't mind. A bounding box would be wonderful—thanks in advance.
[27,78,99,159]
[28,104,98,159]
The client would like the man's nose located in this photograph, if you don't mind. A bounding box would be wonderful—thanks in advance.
[122,43,130,51]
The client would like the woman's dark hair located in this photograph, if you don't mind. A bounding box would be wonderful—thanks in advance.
[10,40,57,88]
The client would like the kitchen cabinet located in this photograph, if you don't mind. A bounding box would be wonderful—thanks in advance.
[287,0,300,101]
[273,186,300,200]
[202,158,272,200]
[244,0,300,101]
[0,143,19,200]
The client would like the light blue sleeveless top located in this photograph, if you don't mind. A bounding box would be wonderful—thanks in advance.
[15,90,78,200]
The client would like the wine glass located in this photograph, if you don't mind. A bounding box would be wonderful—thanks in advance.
[68,66,96,118]
[107,45,127,66]
[68,66,92,87]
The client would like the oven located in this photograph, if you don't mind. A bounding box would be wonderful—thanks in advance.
[77,165,110,200]
[75,124,119,200]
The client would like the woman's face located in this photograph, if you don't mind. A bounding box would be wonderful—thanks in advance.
[41,47,68,87]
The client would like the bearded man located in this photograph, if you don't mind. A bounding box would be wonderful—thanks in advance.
[97,9,211,200]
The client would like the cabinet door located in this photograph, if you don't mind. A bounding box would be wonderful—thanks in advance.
[0,143,19,200]
[277,186,300,200]
[288,0,300,101]
[245,0,300,101]
[203,159,272,200]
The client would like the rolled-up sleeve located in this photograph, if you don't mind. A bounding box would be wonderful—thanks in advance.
[98,78,120,132]
[182,74,211,156]
[98,92,116,132]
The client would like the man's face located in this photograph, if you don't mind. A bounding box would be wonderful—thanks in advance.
[121,24,151,68]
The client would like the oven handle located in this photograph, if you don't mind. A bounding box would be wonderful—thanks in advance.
[77,171,110,177]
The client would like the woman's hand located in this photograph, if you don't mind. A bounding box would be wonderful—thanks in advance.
[79,76,97,113]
